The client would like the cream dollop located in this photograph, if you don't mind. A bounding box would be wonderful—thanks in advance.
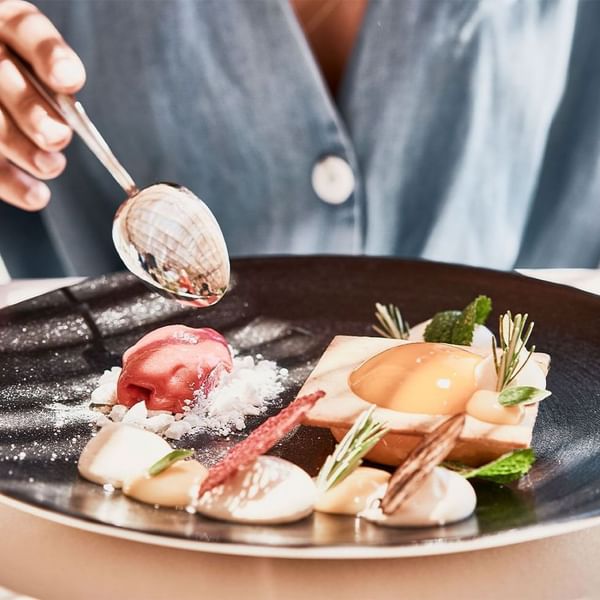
[361,467,476,527]
[466,389,524,425]
[195,456,316,524]
[315,467,391,515]
[77,423,172,488]
[123,459,208,507]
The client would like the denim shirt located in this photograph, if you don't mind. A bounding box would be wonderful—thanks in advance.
[1,0,597,278]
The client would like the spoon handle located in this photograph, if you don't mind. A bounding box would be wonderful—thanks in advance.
[8,48,138,197]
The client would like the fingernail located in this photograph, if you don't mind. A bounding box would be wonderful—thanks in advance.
[36,115,71,146]
[25,181,50,207]
[34,150,66,174]
[50,58,85,88]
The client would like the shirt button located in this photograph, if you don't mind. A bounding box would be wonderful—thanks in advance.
[311,155,355,205]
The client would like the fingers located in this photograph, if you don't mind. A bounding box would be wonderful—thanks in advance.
[0,156,50,211]
[0,103,66,180]
[0,1,85,94]
[0,1,84,210]
[0,102,61,210]
[0,48,71,151]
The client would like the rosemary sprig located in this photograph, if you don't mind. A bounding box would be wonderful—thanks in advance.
[316,406,389,493]
[373,303,410,340]
[492,312,535,392]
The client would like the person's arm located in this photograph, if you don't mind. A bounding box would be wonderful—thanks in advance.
[0,0,85,211]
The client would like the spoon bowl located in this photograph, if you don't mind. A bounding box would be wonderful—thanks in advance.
[112,183,230,307]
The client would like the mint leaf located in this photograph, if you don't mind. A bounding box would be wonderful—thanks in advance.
[463,449,536,484]
[472,295,493,325]
[424,310,460,343]
[498,386,551,406]
[148,449,194,477]
[423,295,493,345]
[442,449,536,484]
[450,295,493,345]
[451,303,478,345]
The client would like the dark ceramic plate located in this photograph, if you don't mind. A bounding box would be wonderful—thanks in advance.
[0,257,599,558]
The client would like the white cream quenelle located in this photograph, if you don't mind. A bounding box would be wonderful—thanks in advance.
[77,423,172,488]
[195,456,317,524]
[361,467,477,527]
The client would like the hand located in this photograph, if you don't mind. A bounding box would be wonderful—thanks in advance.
[0,1,85,211]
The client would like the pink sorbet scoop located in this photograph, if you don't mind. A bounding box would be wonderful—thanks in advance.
[117,325,232,413]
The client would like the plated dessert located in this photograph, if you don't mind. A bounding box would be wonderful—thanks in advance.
[301,300,549,465]
[78,294,551,529]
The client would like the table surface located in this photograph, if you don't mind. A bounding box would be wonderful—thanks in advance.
[1,270,599,600]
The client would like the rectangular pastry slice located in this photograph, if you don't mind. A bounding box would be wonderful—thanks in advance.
[300,336,550,466]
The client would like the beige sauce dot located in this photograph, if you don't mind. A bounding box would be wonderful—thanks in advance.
[466,390,524,425]
[123,460,207,508]
[315,467,390,515]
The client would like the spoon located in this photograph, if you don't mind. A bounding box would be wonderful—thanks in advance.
[10,49,230,307]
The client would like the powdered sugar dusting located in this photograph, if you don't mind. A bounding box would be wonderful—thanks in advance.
[91,354,286,438]
[90,366,121,406]
[189,355,285,435]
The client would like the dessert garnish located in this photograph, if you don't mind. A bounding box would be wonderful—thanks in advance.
[148,449,194,477]
[316,406,388,494]
[424,295,492,346]
[381,413,465,515]
[198,390,325,496]
[498,387,551,406]
[443,448,536,484]
[493,312,534,389]
[492,312,551,405]
[373,303,410,339]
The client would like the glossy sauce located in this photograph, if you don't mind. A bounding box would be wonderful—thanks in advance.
[466,390,524,425]
[123,460,208,508]
[315,467,390,515]
[349,343,481,415]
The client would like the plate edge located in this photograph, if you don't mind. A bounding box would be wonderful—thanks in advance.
[2,493,599,560]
